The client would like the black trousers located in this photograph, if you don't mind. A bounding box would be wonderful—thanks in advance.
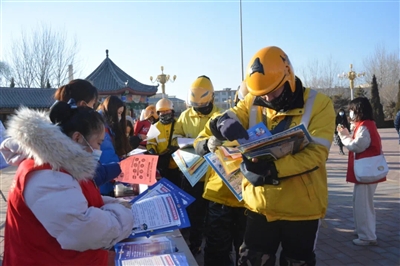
[238,210,318,266]
[181,179,208,250]
[335,133,344,151]
[204,202,247,266]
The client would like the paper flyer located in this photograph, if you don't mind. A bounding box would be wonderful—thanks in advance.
[117,155,158,185]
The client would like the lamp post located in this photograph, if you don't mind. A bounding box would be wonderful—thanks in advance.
[150,66,176,98]
[338,64,365,100]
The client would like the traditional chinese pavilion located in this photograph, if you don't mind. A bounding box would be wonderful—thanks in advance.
[86,50,158,115]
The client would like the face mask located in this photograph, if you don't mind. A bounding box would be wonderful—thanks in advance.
[159,112,174,124]
[349,110,355,120]
[255,82,293,112]
[339,112,344,116]
[91,149,103,161]
[82,135,102,161]
[194,103,213,115]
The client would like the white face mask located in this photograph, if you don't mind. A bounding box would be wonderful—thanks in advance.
[349,110,355,120]
[91,149,103,161]
[82,135,102,161]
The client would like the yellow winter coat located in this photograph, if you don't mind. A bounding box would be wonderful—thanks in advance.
[174,105,221,139]
[146,119,179,169]
[224,88,335,221]
[175,106,221,182]
[195,116,245,208]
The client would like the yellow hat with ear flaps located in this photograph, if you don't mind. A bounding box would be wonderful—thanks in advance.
[189,75,214,107]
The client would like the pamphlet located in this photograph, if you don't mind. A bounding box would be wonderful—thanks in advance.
[133,178,195,207]
[115,252,189,266]
[114,236,177,261]
[127,178,194,238]
[238,123,312,160]
[204,153,243,201]
[172,148,208,187]
[237,122,272,145]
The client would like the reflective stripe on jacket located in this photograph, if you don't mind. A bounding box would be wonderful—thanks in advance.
[228,88,335,221]
[146,119,179,169]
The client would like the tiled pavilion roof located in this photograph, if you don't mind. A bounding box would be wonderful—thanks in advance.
[0,87,56,108]
[86,50,158,96]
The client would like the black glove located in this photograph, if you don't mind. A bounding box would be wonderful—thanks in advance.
[240,155,279,186]
[209,113,249,141]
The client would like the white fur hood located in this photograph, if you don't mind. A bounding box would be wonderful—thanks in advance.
[4,107,97,181]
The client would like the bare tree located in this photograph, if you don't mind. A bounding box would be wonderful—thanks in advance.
[0,61,12,86]
[363,44,400,104]
[8,24,78,88]
[298,55,341,96]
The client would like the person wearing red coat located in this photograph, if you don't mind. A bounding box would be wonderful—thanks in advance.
[338,97,386,246]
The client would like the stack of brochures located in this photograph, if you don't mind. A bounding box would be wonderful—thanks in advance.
[237,123,312,160]
[172,147,208,187]
[204,122,312,201]
[128,178,195,238]
[114,235,189,266]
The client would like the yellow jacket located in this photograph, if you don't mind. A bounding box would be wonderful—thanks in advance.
[174,105,221,139]
[224,87,335,221]
[195,116,245,208]
[175,105,221,182]
[146,119,179,169]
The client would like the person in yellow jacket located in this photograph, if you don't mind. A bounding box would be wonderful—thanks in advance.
[146,98,181,188]
[193,79,249,266]
[209,46,335,266]
[174,75,221,256]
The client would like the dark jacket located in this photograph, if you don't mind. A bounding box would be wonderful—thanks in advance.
[335,111,350,133]
[394,111,400,133]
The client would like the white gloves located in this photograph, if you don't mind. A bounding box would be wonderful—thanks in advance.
[207,136,223,153]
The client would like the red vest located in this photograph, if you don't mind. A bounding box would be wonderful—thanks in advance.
[134,120,151,146]
[3,159,108,266]
[346,120,386,184]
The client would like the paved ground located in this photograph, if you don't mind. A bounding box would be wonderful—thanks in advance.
[0,128,399,265]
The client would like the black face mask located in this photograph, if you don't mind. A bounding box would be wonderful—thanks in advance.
[254,82,293,112]
[159,112,174,124]
[194,103,213,115]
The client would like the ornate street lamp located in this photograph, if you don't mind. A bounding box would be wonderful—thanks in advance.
[338,64,365,100]
[150,66,176,98]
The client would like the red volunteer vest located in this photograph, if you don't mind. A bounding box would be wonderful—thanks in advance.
[3,159,108,266]
[346,120,386,184]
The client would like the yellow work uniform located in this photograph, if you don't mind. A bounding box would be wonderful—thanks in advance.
[175,105,221,181]
[146,119,179,169]
[195,115,245,208]
[225,87,335,221]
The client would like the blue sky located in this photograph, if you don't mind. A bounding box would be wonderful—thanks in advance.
[1,0,399,100]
